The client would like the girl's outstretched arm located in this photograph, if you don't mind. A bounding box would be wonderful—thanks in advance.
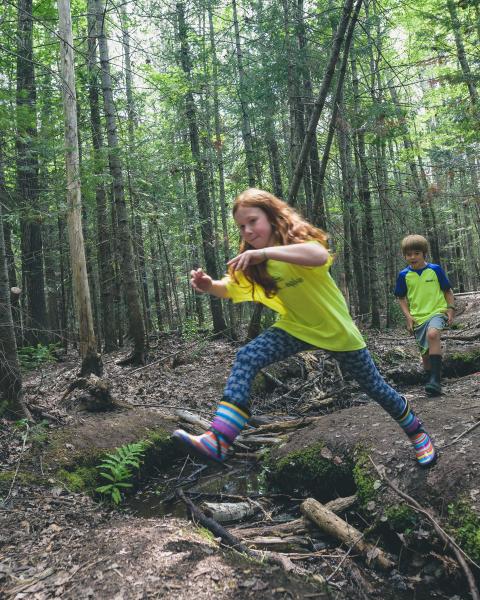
[228,243,329,271]
[190,268,229,298]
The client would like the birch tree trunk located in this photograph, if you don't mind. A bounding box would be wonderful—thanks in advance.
[57,0,102,376]
[95,0,146,364]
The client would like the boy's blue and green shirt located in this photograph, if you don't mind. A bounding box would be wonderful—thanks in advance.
[394,263,451,326]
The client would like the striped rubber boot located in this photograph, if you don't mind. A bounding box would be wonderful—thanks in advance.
[397,398,437,467]
[173,399,250,463]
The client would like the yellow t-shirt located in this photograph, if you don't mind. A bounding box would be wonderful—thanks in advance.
[222,249,365,352]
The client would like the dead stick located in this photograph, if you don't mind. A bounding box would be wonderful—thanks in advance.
[368,456,480,600]
[438,419,480,449]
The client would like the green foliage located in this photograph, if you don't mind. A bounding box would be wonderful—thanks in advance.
[265,443,354,501]
[95,441,152,504]
[384,505,418,532]
[352,451,379,506]
[447,501,480,562]
[57,467,98,493]
[18,343,59,371]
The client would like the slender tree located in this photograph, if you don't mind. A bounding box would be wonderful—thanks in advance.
[95,0,146,364]
[176,1,227,335]
[57,0,102,375]
[0,200,30,419]
[16,0,48,346]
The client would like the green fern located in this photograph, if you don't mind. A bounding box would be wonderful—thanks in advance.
[95,440,151,504]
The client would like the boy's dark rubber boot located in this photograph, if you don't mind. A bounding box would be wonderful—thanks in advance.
[425,355,442,396]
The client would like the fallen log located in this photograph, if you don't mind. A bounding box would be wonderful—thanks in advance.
[200,500,261,523]
[177,489,326,585]
[231,495,357,539]
[301,497,394,571]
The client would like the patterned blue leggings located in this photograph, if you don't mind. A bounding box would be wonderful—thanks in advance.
[224,327,406,421]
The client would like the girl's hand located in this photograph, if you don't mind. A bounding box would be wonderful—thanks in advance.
[227,249,267,271]
[190,268,213,293]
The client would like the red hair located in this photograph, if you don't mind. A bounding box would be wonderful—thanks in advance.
[230,188,329,297]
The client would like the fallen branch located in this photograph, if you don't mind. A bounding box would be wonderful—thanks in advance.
[368,456,480,600]
[438,418,480,449]
[177,488,325,585]
[301,497,394,571]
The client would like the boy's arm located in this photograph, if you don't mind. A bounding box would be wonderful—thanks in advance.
[444,288,455,325]
[398,297,414,333]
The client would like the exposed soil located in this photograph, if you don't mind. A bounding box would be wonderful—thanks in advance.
[1,295,480,599]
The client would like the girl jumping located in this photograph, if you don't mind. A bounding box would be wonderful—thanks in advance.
[173,188,437,468]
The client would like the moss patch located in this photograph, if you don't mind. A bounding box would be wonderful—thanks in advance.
[57,467,98,493]
[54,427,177,497]
[384,505,418,532]
[0,470,40,490]
[265,443,355,501]
[451,349,480,363]
[447,500,480,563]
[352,450,380,507]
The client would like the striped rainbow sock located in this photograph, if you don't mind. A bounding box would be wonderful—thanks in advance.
[396,397,436,467]
[173,399,250,462]
[410,430,436,467]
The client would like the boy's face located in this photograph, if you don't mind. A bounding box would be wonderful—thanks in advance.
[404,249,427,269]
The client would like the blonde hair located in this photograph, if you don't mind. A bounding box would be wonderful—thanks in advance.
[401,234,428,256]
[231,188,329,297]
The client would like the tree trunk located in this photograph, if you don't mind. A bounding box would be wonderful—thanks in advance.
[95,0,146,364]
[296,0,322,216]
[313,0,362,229]
[336,90,355,308]
[121,3,152,337]
[446,0,478,106]
[287,0,355,204]
[176,1,227,335]
[16,0,48,347]
[0,200,30,420]
[86,0,117,353]
[232,0,256,187]
[57,0,102,376]
[207,4,236,336]
[387,83,441,264]
[350,47,373,321]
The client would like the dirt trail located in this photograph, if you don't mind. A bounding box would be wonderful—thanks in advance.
[1,297,480,599]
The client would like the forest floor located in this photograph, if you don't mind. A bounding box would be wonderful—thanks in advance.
[1,293,480,600]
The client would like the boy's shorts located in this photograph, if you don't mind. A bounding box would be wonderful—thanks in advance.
[414,313,448,355]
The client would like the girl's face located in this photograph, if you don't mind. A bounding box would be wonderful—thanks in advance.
[234,206,275,249]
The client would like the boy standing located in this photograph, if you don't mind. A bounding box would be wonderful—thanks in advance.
[394,235,455,396]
